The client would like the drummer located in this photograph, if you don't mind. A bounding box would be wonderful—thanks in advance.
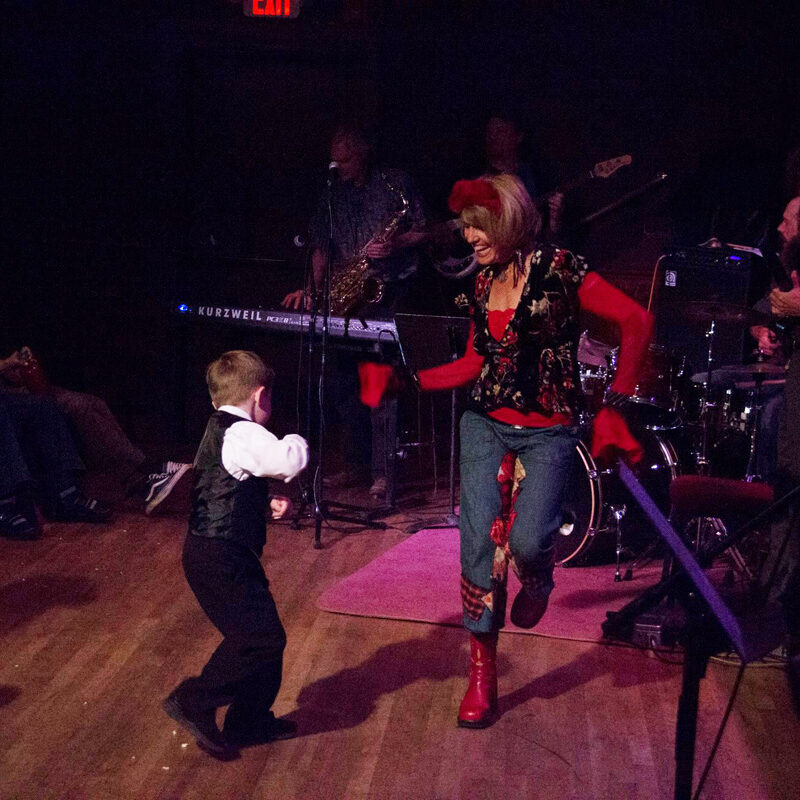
[757,194,800,716]
[748,197,800,481]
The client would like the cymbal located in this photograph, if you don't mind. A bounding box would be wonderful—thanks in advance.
[735,377,786,390]
[691,362,787,385]
[682,301,770,326]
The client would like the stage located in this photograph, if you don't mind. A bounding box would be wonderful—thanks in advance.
[0,481,797,800]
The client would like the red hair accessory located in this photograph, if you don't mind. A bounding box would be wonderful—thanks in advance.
[448,179,502,217]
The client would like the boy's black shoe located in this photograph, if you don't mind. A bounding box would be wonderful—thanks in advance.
[0,509,39,540]
[223,709,298,747]
[162,692,240,761]
[51,487,111,523]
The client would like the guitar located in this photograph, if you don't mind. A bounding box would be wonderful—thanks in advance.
[431,154,633,280]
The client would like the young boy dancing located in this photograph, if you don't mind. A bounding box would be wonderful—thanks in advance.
[163,350,308,759]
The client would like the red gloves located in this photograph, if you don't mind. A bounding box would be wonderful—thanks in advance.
[590,407,643,465]
[358,362,396,409]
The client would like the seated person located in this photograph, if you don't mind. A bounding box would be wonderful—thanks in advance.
[0,392,111,539]
[0,347,190,514]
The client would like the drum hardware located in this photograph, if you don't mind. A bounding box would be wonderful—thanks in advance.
[681,515,763,587]
[609,504,628,582]
[696,317,720,476]
[741,361,774,483]
[626,344,684,431]
[689,359,785,481]
[557,430,679,568]
[690,361,787,385]
[577,331,617,420]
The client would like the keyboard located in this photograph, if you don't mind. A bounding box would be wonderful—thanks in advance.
[174,303,398,343]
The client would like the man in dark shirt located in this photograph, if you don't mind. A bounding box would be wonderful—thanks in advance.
[282,124,427,504]
[758,195,800,714]
[483,112,565,244]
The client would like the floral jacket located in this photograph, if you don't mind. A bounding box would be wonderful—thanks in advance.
[469,245,587,417]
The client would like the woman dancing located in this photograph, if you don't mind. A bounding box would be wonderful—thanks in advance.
[416,174,652,728]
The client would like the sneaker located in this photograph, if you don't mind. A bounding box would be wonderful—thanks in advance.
[0,509,39,540]
[145,462,191,515]
[51,487,111,523]
[223,709,298,748]
[163,692,239,761]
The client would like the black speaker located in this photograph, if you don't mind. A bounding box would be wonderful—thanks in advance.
[654,247,768,375]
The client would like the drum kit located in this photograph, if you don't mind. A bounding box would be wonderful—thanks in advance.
[556,300,786,569]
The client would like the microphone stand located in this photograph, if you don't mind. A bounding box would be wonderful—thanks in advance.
[310,172,387,548]
[289,243,318,532]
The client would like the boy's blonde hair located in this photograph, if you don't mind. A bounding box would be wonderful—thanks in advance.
[206,350,274,408]
[460,173,541,254]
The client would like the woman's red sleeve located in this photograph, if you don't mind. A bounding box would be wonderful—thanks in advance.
[577,271,654,395]
[417,321,484,391]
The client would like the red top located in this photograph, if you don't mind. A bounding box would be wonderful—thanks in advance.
[418,271,653,430]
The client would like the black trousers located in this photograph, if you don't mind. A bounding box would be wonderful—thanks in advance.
[0,392,84,501]
[764,352,800,637]
[176,534,286,718]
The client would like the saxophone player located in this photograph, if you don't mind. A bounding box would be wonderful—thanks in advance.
[281,123,428,505]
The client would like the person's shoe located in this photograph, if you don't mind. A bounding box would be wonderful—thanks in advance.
[509,588,550,629]
[0,509,39,540]
[457,632,498,729]
[145,462,191,515]
[369,476,387,498]
[162,692,239,761]
[323,469,367,490]
[50,487,111,523]
[223,709,298,747]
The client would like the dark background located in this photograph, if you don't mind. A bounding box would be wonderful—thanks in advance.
[4,0,800,442]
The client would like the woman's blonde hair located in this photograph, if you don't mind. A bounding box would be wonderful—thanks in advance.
[206,350,274,408]
[460,173,541,256]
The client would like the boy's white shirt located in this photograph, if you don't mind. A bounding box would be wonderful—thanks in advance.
[217,405,308,483]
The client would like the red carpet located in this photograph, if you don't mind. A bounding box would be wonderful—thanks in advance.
[317,527,664,642]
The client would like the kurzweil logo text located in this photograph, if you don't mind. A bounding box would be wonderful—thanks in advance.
[198,306,264,321]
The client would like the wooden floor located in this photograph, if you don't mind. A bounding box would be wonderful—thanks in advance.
[1,486,799,800]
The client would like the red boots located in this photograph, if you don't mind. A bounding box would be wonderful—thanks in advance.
[457,632,498,728]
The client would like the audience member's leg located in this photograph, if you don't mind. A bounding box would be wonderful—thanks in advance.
[0,393,109,522]
[51,387,145,477]
[0,399,39,539]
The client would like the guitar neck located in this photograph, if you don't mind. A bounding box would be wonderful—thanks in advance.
[550,170,596,197]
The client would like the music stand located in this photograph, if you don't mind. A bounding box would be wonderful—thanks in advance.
[394,313,471,530]
[605,463,787,800]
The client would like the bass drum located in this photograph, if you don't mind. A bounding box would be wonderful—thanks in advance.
[555,431,679,566]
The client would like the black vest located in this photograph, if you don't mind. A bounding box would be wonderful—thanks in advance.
[469,246,586,417]
[188,410,270,556]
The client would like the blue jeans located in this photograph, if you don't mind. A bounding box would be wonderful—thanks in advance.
[459,410,578,633]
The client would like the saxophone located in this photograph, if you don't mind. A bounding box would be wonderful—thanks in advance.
[329,172,410,317]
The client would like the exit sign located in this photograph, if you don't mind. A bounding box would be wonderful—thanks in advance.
[244,0,300,17]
